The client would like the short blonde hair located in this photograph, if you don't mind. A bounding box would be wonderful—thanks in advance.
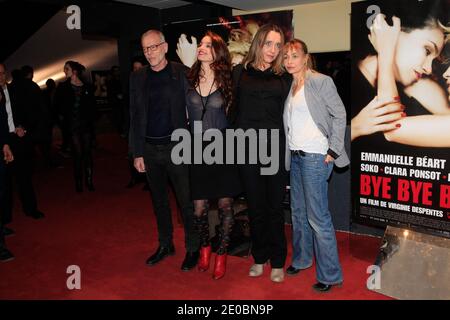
[283,39,315,71]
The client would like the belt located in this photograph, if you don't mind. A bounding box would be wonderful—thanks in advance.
[291,150,306,156]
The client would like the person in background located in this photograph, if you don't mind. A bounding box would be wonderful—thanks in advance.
[0,87,15,262]
[126,56,149,189]
[0,63,45,224]
[107,65,125,137]
[55,61,96,193]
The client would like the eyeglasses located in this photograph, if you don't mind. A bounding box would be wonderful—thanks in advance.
[142,42,166,53]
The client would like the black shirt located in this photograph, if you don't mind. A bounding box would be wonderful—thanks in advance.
[235,66,290,131]
[186,88,228,132]
[146,63,173,142]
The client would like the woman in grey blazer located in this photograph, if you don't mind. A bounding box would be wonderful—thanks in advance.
[282,39,349,292]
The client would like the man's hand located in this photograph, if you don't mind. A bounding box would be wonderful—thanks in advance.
[134,157,146,173]
[3,144,14,163]
[15,127,26,138]
[176,34,198,68]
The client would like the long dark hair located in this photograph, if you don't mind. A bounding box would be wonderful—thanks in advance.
[187,31,233,112]
[65,60,86,81]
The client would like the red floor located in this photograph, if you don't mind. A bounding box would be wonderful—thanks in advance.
[0,133,390,300]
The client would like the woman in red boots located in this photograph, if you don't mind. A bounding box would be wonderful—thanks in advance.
[186,31,242,279]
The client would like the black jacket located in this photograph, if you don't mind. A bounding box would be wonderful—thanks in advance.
[129,61,189,158]
[0,92,9,147]
[54,79,96,131]
[7,79,45,139]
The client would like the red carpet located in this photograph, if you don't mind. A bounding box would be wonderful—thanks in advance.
[0,133,391,300]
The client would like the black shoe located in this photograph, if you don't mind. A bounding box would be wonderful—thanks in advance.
[286,265,301,276]
[26,210,45,219]
[0,248,15,262]
[146,245,175,266]
[181,251,199,271]
[312,282,342,293]
[3,227,15,237]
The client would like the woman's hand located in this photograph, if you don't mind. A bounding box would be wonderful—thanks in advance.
[368,14,401,55]
[351,96,404,141]
[324,154,334,164]
[176,34,198,68]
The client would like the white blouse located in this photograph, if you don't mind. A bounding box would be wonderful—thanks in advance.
[286,86,328,154]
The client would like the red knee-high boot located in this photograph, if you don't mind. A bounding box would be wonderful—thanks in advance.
[198,245,211,272]
[212,253,227,280]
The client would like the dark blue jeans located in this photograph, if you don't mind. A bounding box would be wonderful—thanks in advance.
[143,142,199,252]
[290,152,343,285]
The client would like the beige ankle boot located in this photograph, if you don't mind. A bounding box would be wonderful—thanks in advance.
[249,264,264,277]
[270,268,284,283]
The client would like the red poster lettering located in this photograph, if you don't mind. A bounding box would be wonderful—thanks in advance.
[360,174,391,199]
[440,185,450,209]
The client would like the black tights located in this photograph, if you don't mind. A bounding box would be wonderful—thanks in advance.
[194,198,234,255]
[71,131,93,184]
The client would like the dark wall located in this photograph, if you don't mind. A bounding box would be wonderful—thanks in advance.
[80,1,160,96]
[79,1,231,99]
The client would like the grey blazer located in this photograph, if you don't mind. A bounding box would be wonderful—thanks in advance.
[283,70,350,170]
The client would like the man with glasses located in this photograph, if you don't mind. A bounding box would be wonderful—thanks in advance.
[129,29,199,271]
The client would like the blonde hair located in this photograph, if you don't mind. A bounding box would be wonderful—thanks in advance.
[283,39,315,71]
[242,24,285,75]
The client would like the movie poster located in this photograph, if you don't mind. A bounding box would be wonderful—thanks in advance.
[351,0,450,236]
[163,10,293,67]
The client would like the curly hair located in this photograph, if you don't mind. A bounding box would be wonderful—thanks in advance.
[187,31,233,113]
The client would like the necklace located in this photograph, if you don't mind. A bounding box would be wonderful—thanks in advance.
[198,79,215,121]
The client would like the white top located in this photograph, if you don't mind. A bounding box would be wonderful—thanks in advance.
[2,85,16,133]
[286,86,328,154]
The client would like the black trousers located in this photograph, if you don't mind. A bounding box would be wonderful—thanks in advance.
[1,134,38,224]
[0,154,7,249]
[238,133,288,268]
[143,142,199,252]
[70,129,93,183]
